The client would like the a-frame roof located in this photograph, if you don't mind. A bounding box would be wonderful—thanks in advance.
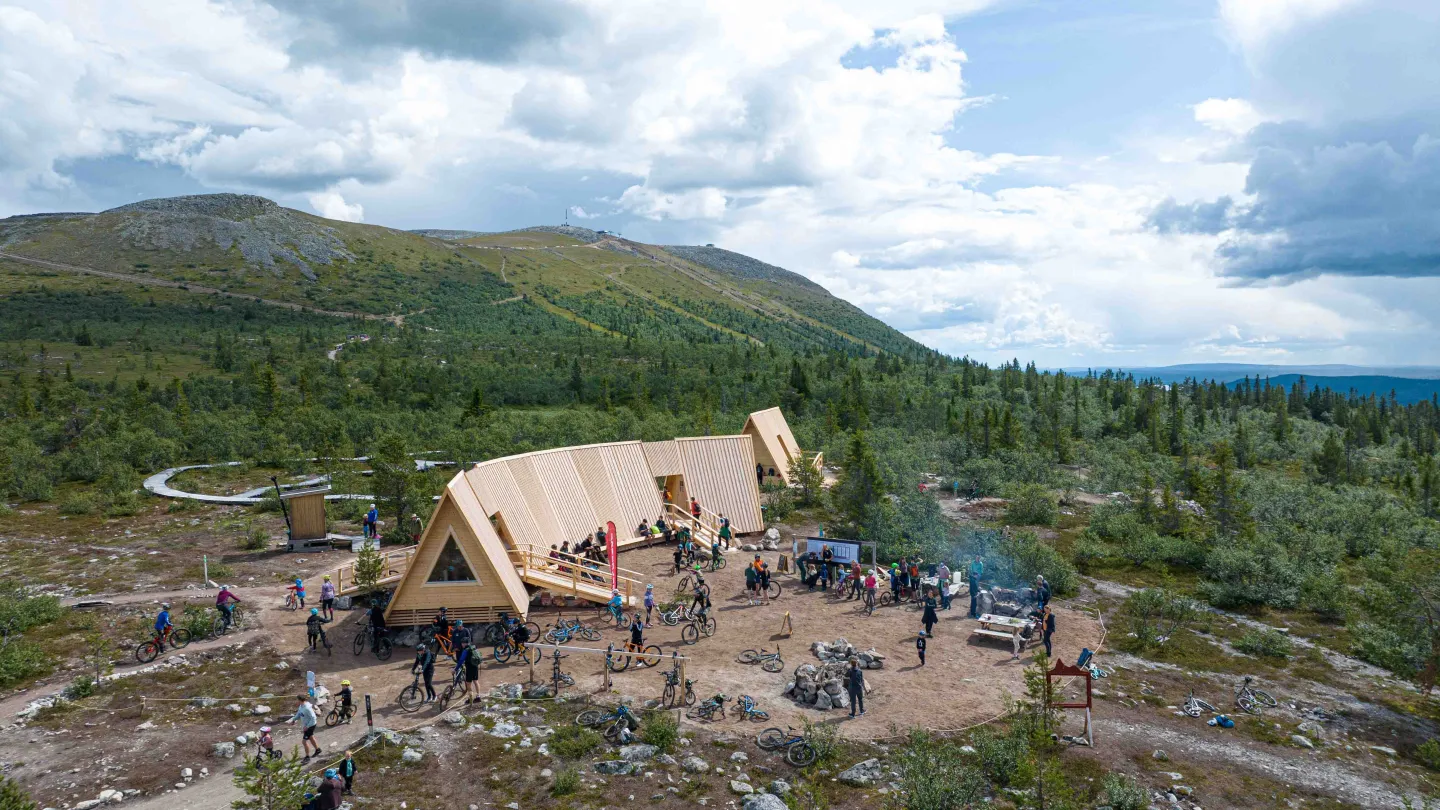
[742,407,803,485]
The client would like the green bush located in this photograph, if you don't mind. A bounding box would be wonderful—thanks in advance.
[894,729,986,810]
[103,490,143,517]
[970,724,1032,788]
[0,774,37,810]
[1100,772,1148,810]
[1234,628,1293,659]
[1119,587,1197,649]
[1415,739,1440,771]
[166,498,199,514]
[238,524,270,551]
[549,724,602,760]
[0,640,52,688]
[550,767,580,797]
[801,717,841,764]
[992,530,1079,596]
[1003,483,1058,527]
[640,710,679,753]
[1200,540,1303,609]
[180,606,216,638]
[58,494,98,516]
[65,674,96,699]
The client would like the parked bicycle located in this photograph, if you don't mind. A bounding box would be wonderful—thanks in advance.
[737,646,784,673]
[686,693,727,722]
[551,651,575,694]
[135,628,192,663]
[1183,689,1218,718]
[1234,676,1277,714]
[662,668,697,708]
[756,726,818,766]
[493,636,536,665]
[733,694,769,722]
[576,704,641,742]
[352,624,393,660]
[681,613,717,645]
[545,616,601,644]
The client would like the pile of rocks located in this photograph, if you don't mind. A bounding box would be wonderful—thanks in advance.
[781,639,883,710]
[740,527,782,552]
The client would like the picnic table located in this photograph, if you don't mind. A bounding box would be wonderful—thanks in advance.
[971,613,1034,648]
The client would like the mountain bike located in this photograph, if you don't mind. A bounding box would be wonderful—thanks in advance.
[476,615,541,648]
[733,694,769,722]
[676,574,710,599]
[438,666,466,709]
[1234,676,1278,714]
[576,705,640,742]
[551,651,575,694]
[284,591,299,611]
[609,641,663,672]
[708,554,726,572]
[212,606,241,637]
[398,671,427,712]
[493,637,536,665]
[325,702,356,727]
[135,627,192,663]
[353,625,393,660]
[757,726,818,766]
[1183,689,1219,718]
[686,693,727,722]
[762,580,782,600]
[545,616,601,644]
[656,603,695,626]
[737,646,784,673]
[662,669,697,708]
[681,613,717,645]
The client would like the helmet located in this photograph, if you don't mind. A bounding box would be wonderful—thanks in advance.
[295,578,303,585]
[323,575,331,581]
[311,608,319,615]
[340,679,351,686]
[612,589,620,595]
[325,769,337,779]
[693,564,701,571]
[891,563,899,569]
[260,726,271,733]
[455,620,464,627]
[161,602,171,609]
[645,584,654,591]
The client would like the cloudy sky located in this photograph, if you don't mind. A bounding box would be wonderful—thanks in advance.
[3,0,1438,367]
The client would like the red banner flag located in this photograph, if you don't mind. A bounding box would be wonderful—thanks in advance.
[606,521,619,592]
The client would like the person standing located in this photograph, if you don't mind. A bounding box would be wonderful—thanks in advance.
[759,562,771,604]
[462,643,481,705]
[339,751,357,795]
[819,545,833,590]
[644,584,656,627]
[286,695,321,762]
[756,463,765,487]
[317,768,344,810]
[1041,605,1056,657]
[744,562,758,605]
[367,597,387,652]
[846,658,866,717]
[320,576,336,621]
[968,556,984,618]
[1035,575,1051,610]
[936,562,952,611]
[922,591,938,636]
[718,516,732,550]
[413,643,436,703]
[690,497,701,522]
[916,630,927,666]
[364,503,379,539]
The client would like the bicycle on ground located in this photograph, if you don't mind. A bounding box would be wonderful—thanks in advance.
[1234,676,1278,714]
[135,627,192,663]
[662,669,697,708]
[686,693,727,722]
[352,624,394,660]
[576,704,641,742]
[1183,689,1219,718]
[733,694,769,722]
[737,646,784,673]
[757,726,818,766]
[545,616,601,644]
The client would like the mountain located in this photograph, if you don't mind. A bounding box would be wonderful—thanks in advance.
[1065,363,1440,383]
[1245,374,1440,405]
[0,194,925,357]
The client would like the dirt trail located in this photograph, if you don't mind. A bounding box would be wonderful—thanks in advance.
[0,251,406,325]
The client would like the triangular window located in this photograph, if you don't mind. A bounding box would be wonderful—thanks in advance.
[427,536,479,583]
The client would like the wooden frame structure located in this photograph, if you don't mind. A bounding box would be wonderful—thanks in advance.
[1044,657,1094,746]
[743,406,822,486]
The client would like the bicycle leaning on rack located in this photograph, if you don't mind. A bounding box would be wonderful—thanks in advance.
[662,666,697,708]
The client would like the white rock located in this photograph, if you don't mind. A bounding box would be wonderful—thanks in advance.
[490,721,522,738]
[729,780,754,795]
[251,705,271,716]
[682,756,709,774]
[838,759,882,786]
[730,751,748,763]
[401,748,423,763]
[135,721,156,731]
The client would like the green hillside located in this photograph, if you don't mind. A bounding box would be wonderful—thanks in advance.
[0,195,922,357]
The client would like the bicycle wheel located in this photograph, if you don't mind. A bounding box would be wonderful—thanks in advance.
[171,629,193,649]
[681,624,699,645]
[576,709,605,727]
[660,611,679,627]
[684,687,696,707]
[376,638,393,661]
[438,683,457,710]
[750,710,770,722]
[481,623,504,646]
[685,705,711,721]
[524,622,542,641]
[757,727,786,750]
[544,629,560,644]
[636,645,661,669]
[135,640,159,664]
[213,616,228,638]
[663,683,676,707]
[325,707,343,727]
[581,626,602,641]
[353,631,367,656]
[493,644,513,664]
[879,592,894,606]
[786,742,817,767]
[698,583,711,599]
[398,685,424,713]
[1253,689,1278,707]
[1237,694,1258,714]
[609,652,631,672]
[738,649,760,664]
[701,616,717,637]
[1093,664,1113,678]
[1194,699,1217,713]
[766,583,782,599]
[762,658,783,674]
[603,719,627,742]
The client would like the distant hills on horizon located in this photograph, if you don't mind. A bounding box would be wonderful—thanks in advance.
[1055,363,1440,404]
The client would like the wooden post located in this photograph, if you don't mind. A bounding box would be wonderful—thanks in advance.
[778,611,792,637]
[528,650,536,684]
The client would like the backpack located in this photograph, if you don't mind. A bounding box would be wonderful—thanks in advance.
[1076,648,1093,669]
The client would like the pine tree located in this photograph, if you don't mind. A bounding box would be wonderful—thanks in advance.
[0,774,37,810]
[233,753,310,810]
[1313,431,1346,485]
[834,431,885,530]
[354,536,386,590]
[1208,440,1252,540]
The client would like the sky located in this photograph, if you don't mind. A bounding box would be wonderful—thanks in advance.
[2,0,1439,368]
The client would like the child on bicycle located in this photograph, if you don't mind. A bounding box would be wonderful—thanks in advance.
[257,725,276,759]
[216,586,240,628]
[154,602,173,651]
[607,589,625,628]
[306,608,329,651]
[509,619,531,656]
[288,578,306,609]
[336,679,353,718]
[643,584,656,627]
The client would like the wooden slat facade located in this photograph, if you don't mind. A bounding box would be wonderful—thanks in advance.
[743,406,803,485]
[642,440,683,477]
[285,491,327,540]
[676,435,764,534]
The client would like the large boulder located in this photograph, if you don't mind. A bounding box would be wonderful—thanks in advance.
[620,744,659,762]
[681,756,709,774]
[490,721,522,738]
[730,780,755,795]
[595,760,640,776]
[745,794,789,810]
[765,528,780,541]
[838,759,883,786]
[211,742,236,759]
[441,710,465,727]
[401,748,423,764]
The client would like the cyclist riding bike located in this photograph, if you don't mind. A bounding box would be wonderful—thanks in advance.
[215,586,241,629]
[607,590,625,627]
[154,602,173,651]
[288,578,306,609]
[689,568,707,612]
[306,608,330,651]
[367,597,388,652]
[336,679,354,718]
[509,617,531,657]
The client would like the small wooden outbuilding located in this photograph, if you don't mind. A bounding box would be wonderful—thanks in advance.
[280,486,330,551]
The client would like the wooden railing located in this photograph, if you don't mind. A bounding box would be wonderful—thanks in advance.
[507,545,644,606]
[661,503,722,544]
[331,544,417,596]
